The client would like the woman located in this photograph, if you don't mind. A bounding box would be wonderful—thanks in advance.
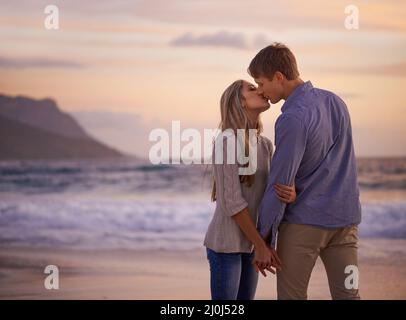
[204,80,296,300]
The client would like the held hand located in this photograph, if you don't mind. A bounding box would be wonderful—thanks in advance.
[252,243,273,277]
[274,182,296,204]
[254,262,273,277]
[268,246,282,271]
[252,245,282,277]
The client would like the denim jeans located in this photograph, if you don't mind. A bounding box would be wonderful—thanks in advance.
[206,248,259,300]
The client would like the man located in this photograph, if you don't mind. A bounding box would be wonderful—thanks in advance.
[248,43,361,300]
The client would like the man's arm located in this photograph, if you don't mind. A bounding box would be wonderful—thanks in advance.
[257,114,307,247]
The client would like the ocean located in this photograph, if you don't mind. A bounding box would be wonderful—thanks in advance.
[0,157,405,250]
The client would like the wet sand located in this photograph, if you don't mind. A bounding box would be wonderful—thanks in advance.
[0,238,405,300]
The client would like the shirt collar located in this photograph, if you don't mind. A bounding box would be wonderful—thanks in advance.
[281,80,313,113]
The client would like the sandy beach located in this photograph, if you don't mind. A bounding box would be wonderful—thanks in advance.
[0,238,405,300]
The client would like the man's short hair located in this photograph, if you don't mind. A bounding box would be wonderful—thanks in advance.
[248,42,300,80]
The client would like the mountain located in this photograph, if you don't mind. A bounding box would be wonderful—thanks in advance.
[0,94,123,160]
[0,94,91,140]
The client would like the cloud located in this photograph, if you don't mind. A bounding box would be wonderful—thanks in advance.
[360,63,406,77]
[338,92,361,100]
[2,0,406,34]
[169,31,276,50]
[320,62,406,77]
[170,31,248,49]
[0,56,84,69]
[72,111,143,129]
[71,111,158,158]
[130,0,406,33]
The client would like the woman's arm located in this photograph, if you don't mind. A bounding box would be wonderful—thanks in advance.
[232,207,281,276]
[231,181,296,275]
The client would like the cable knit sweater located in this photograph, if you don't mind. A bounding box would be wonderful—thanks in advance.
[204,134,273,253]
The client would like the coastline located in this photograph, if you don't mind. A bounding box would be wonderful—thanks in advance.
[0,238,405,300]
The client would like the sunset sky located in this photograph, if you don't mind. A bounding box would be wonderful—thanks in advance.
[1,0,405,157]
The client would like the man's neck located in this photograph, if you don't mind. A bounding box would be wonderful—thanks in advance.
[283,78,304,100]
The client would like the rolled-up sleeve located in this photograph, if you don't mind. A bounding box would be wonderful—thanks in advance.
[258,114,307,247]
[213,138,248,217]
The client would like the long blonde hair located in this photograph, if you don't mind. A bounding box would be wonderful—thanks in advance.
[211,80,263,202]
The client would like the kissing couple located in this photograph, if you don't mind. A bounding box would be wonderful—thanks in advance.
[204,42,362,300]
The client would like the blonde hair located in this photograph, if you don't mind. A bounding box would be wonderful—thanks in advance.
[211,80,263,202]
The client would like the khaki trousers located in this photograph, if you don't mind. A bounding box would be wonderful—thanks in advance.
[276,223,360,300]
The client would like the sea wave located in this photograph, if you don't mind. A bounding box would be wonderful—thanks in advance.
[0,197,405,250]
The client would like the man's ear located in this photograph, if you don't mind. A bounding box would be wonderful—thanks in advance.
[274,71,284,82]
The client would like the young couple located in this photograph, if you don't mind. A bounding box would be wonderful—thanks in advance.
[204,43,362,300]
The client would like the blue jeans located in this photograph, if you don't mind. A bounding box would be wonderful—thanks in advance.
[206,248,259,300]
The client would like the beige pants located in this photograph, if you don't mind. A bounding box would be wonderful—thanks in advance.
[276,223,360,300]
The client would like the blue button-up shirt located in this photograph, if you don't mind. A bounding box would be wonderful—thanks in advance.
[258,81,362,247]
